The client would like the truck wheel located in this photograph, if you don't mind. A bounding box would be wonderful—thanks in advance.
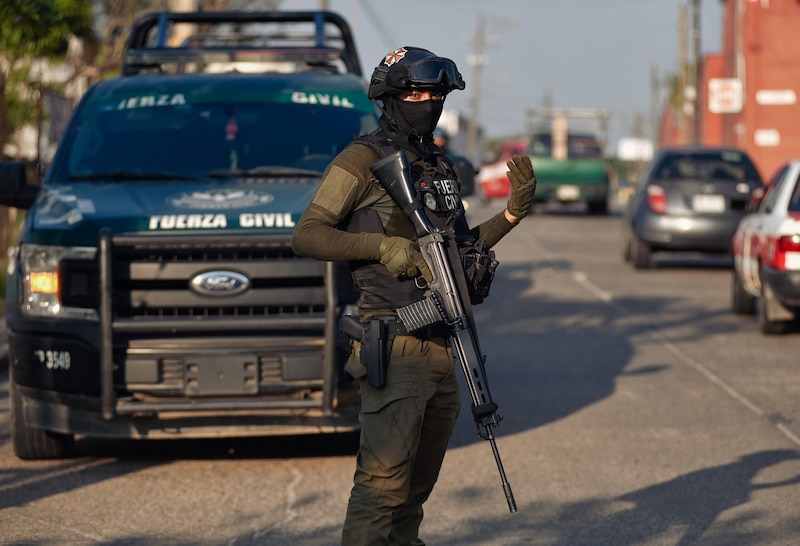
[631,236,652,269]
[10,378,75,460]
[731,268,756,315]
[587,200,607,215]
[757,276,788,335]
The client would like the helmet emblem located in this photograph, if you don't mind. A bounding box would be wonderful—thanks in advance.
[384,47,407,66]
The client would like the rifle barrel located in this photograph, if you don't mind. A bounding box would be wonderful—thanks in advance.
[486,426,517,513]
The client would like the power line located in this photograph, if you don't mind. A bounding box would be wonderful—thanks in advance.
[357,0,397,50]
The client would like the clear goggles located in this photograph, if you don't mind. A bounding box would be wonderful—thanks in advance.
[392,57,465,91]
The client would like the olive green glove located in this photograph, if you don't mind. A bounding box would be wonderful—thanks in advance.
[506,155,537,219]
[379,236,433,282]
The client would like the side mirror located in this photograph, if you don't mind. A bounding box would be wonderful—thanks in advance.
[0,161,40,209]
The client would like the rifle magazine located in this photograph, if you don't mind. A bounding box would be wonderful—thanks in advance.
[396,296,443,333]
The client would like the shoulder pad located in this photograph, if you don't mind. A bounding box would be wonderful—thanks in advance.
[353,130,399,159]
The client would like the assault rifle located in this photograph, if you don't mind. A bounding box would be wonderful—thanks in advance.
[371,150,517,513]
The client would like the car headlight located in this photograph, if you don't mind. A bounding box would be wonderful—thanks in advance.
[20,244,98,320]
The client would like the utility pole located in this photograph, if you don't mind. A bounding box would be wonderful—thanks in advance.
[678,3,687,144]
[690,0,702,143]
[465,13,515,165]
[650,63,660,146]
[466,14,488,165]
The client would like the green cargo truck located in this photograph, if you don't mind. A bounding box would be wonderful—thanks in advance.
[526,108,612,215]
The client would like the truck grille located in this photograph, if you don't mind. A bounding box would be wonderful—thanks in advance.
[94,230,344,417]
[110,233,326,320]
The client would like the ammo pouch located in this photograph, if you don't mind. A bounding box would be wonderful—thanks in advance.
[459,238,499,305]
[341,314,406,388]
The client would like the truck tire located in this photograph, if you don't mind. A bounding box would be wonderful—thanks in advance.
[10,378,75,460]
[731,269,756,315]
[587,200,607,215]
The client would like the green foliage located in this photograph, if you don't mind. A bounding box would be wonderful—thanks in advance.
[0,0,93,160]
[0,0,93,59]
[5,66,38,134]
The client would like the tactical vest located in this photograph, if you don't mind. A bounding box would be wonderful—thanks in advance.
[346,130,464,311]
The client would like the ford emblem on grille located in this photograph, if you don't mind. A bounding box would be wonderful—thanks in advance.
[190,271,250,297]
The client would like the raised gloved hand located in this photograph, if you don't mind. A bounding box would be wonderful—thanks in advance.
[379,236,433,282]
[506,155,537,219]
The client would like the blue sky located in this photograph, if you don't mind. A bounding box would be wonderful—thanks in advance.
[285,0,723,146]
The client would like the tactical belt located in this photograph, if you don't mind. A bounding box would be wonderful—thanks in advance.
[341,314,450,341]
[340,314,451,388]
[381,316,451,340]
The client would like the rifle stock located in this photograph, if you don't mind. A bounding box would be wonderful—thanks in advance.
[371,150,517,513]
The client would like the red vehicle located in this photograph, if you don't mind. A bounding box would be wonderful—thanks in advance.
[476,140,525,201]
[732,158,800,334]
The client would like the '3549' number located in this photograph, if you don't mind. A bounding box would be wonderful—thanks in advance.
[33,350,71,370]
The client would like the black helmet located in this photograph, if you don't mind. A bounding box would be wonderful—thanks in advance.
[368,46,466,100]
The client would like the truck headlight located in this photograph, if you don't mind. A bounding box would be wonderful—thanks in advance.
[20,244,98,320]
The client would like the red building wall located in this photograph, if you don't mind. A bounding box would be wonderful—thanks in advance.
[716,0,800,180]
[701,53,724,145]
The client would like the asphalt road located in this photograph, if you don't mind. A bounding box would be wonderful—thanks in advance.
[1,198,799,545]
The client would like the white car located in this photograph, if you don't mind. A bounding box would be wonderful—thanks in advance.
[731,158,800,333]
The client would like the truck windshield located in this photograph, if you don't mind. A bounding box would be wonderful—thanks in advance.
[52,98,377,182]
[529,133,603,159]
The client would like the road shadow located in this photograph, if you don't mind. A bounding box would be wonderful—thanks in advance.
[418,448,800,546]
[649,252,733,270]
[82,430,360,460]
[0,454,156,513]
[447,254,752,449]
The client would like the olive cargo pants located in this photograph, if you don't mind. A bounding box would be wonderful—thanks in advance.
[342,335,460,546]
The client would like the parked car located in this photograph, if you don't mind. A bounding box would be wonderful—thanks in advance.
[476,140,526,204]
[622,145,764,269]
[731,158,800,334]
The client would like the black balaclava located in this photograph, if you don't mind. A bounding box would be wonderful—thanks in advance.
[387,96,444,137]
[380,96,445,157]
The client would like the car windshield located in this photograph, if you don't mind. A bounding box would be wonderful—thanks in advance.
[654,151,761,183]
[790,173,800,212]
[51,91,378,182]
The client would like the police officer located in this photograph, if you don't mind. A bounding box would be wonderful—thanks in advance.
[291,46,536,545]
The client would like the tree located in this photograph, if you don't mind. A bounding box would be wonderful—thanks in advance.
[0,0,93,160]
[0,0,92,272]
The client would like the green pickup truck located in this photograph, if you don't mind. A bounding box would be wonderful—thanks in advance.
[476,109,612,214]
[528,131,611,215]
[527,108,612,215]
